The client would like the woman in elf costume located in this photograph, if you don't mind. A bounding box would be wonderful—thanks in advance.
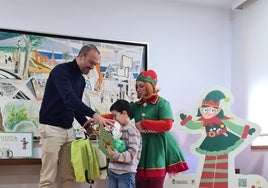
[131,70,189,188]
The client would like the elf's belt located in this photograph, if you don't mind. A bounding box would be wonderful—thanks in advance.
[206,128,227,137]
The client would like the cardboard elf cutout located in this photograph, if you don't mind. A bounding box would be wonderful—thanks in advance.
[167,87,268,188]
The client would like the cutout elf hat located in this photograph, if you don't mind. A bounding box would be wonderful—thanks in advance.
[202,90,229,107]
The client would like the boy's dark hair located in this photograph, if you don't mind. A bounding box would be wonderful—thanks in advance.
[110,99,132,117]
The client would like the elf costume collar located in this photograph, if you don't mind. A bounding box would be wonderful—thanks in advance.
[138,94,159,104]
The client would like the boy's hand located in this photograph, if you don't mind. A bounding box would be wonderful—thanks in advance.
[104,141,115,156]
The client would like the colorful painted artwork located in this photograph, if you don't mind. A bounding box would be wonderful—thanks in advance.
[0,28,147,136]
[2,99,40,135]
[166,86,268,188]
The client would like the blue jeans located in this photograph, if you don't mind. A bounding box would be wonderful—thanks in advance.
[108,171,135,188]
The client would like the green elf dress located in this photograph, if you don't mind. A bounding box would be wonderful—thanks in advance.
[131,94,189,179]
[181,115,254,156]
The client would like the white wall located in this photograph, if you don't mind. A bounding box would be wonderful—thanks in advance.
[0,0,232,110]
[242,0,268,133]
[233,0,268,180]
[0,0,267,187]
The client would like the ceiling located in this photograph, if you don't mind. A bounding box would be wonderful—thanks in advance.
[168,0,235,8]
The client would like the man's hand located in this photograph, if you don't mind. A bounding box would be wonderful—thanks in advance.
[93,113,114,127]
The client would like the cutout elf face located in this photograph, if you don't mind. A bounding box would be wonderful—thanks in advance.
[199,99,221,119]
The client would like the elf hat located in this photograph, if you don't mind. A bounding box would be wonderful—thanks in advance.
[202,90,229,108]
[136,70,157,85]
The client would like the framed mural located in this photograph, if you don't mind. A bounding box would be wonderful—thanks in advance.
[0,28,148,137]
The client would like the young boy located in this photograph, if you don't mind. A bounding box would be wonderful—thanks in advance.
[105,99,142,188]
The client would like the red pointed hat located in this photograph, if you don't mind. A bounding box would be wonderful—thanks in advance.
[136,70,157,85]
